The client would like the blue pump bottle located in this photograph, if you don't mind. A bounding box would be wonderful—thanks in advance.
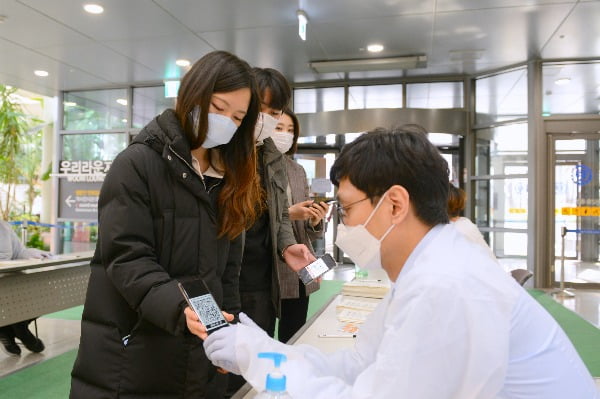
[254,352,292,399]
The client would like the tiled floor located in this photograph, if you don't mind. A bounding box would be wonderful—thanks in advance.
[0,318,80,378]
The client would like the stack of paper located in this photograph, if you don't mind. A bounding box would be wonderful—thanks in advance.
[341,279,390,299]
[337,296,380,312]
[336,295,381,324]
[337,308,371,323]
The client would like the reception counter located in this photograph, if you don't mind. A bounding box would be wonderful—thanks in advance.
[0,251,93,327]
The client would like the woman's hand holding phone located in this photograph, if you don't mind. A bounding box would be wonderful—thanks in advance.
[288,200,330,226]
[184,307,234,340]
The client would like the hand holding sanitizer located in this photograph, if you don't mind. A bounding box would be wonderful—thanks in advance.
[254,352,292,399]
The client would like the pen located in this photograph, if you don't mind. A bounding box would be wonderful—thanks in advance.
[318,333,357,338]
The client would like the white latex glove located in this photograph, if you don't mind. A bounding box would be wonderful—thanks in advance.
[203,323,241,374]
[203,312,269,375]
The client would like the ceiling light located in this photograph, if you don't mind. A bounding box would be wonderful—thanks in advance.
[64,101,77,107]
[84,4,104,14]
[34,70,48,77]
[175,59,190,67]
[116,98,127,106]
[554,77,571,86]
[297,10,308,41]
[367,44,384,53]
[310,55,427,73]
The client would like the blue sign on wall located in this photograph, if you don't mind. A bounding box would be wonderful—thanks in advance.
[571,164,593,186]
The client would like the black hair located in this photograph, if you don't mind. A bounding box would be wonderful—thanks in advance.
[252,67,291,111]
[330,125,450,226]
[174,50,262,239]
[282,108,300,155]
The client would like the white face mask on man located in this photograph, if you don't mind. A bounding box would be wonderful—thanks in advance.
[254,112,279,145]
[189,105,239,149]
[271,132,294,153]
[335,191,395,270]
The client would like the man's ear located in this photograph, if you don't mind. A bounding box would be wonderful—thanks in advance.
[387,185,410,224]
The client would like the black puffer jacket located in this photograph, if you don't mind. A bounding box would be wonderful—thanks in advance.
[70,109,243,398]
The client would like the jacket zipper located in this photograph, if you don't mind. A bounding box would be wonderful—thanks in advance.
[168,145,222,194]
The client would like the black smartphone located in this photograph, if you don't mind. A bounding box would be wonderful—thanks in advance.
[178,278,229,334]
[298,253,337,285]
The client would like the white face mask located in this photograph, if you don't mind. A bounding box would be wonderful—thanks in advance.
[190,106,239,149]
[254,112,279,145]
[335,192,395,270]
[271,132,294,153]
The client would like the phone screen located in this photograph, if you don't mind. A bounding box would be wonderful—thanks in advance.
[178,279,229,333]
[298,254,337,285]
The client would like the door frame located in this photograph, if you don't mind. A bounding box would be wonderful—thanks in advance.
[546,117,600,290]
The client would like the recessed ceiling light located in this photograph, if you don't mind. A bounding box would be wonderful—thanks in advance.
[367,44,384,53]
[34,70,48,77]
[175,59,190,67]
[555,77,571,86]
[84,4,104,14]
[122,118,128,123]
[116,98,127,106]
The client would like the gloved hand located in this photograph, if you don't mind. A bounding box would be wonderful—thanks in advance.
[203,323,241,374]
[203,312,270,375]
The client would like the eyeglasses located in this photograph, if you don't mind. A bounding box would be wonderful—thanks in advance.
[333,197,370,223]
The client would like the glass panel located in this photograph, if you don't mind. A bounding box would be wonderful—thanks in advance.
[474,123,528,176]
[293,87,345,113]
[543,61,600,115]
[406,82,463,109]
[60,222,97,254]
[475,68,528,124]
[487,231,528,259]
[553,137,600,284]
[474,177,528,229]
[294,153,337,256]
[133,86,176,128]
[62,133,127,161]
[63,89,128,130]
[441,152,459,186]
[347,84,403,109]
[428,133,460,146]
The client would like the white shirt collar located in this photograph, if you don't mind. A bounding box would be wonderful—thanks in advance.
[191,155,224,179]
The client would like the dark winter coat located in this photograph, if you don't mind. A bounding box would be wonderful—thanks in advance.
[70,109,243,398]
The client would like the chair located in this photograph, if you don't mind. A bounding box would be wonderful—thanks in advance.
[510,269,533,286]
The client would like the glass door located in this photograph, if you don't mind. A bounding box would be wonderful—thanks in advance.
[551,135,600,286]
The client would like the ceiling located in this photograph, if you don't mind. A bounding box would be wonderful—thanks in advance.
[0,0,599,98]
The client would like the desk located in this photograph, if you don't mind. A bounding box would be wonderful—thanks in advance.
[232,295,358,399]
[0,251,93,327]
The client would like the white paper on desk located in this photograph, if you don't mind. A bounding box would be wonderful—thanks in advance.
[337,308,370,323]
[336,296,379,312]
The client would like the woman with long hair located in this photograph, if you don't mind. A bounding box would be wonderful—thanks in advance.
[70,51,262,398]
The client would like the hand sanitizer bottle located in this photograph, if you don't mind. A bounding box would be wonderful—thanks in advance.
[254,352,292,399]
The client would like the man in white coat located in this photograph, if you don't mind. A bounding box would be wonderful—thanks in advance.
[186,126,598,398]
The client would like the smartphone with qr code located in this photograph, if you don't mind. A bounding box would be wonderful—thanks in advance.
[298,253,337,285]
[178,279,229,334]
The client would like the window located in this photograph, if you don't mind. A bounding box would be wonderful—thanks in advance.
[63,89,128,130]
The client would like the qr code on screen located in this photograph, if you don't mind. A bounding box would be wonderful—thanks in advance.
[190,294,222,328]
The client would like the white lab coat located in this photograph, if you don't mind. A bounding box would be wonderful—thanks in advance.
[234,224,598,398]
[452,216,491,251]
